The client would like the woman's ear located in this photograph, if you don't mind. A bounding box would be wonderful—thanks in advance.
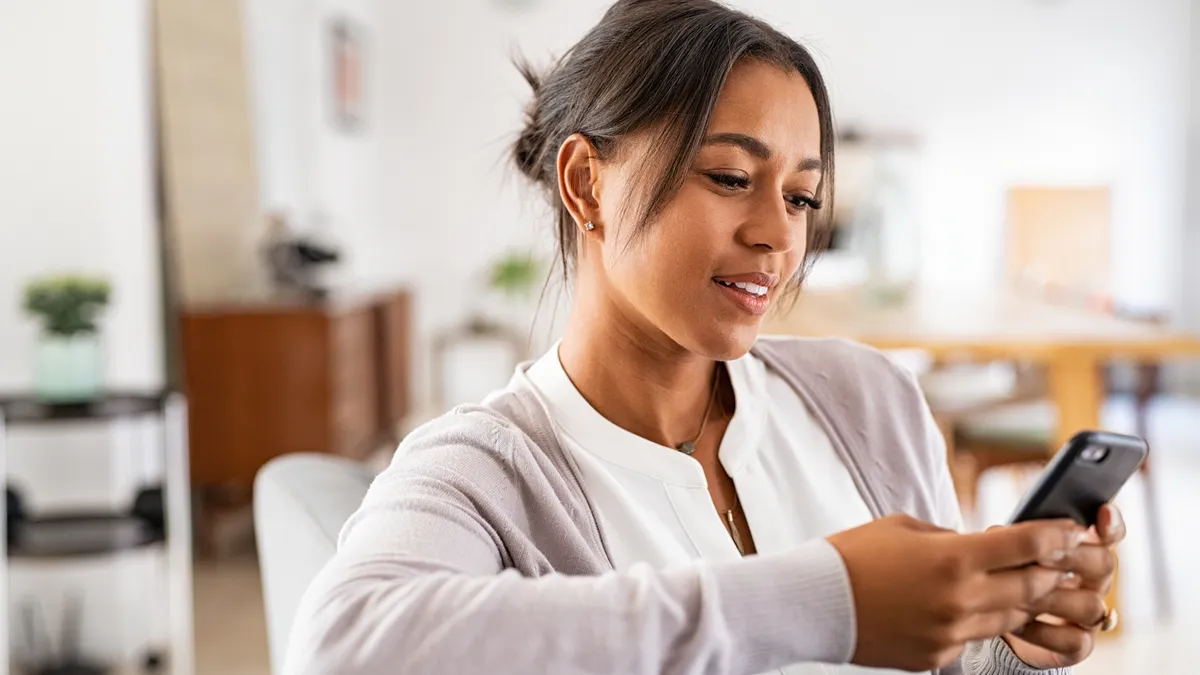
[556,133,604,235]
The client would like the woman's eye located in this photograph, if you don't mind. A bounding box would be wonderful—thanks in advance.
[707,172,750,190]
[707,172,822,212]
[786,194,821,211]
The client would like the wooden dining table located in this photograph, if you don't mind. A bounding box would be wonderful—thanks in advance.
[763,285,1200,450]
[763,285,1200,632]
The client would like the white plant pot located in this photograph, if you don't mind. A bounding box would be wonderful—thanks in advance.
[34,333,104,402]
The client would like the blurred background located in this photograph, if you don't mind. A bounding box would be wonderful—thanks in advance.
[1,0,1198,673]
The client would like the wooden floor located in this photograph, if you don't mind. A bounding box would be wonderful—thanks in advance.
[194,556,270,675]
[191,396,1200,675]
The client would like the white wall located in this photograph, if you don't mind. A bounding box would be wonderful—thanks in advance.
[768,0,1190,310]
[244,0,388,289]
[1180,0,1200,392]
[376,1,595,417]
[377,0,1194,412]
[0,0,164,499]
[0,0,163,394]
[0,0,168,666]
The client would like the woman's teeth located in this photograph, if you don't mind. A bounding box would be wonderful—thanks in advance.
[716,280,768,297]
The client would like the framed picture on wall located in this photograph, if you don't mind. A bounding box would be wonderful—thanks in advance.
[329,17,365,132]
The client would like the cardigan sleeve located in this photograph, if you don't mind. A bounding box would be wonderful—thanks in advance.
[283,413,859,675]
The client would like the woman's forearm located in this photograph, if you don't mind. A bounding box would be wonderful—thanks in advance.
[284,539,854,675]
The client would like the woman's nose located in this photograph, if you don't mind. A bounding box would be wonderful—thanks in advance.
[737,194,797,253]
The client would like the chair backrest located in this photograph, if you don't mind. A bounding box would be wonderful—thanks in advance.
[253,453,375,674]
[1006,186,1112,302]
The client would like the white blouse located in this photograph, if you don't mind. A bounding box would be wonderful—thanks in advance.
[526,344,909,675]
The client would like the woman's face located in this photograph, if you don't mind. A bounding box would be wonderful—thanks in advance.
[593,59,823,360]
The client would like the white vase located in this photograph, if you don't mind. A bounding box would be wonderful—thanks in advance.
[34,333,104,402]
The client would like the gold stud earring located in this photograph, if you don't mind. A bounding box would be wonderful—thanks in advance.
[583,221,595,231]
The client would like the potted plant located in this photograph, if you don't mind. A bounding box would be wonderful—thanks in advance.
[22,274,111,402]
[432,253,544,412]
[487,252,542,299]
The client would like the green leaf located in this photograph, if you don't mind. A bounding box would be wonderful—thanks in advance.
[22,274,111,336]
[488,253,541,298]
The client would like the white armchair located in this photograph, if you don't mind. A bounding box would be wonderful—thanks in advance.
[253,454,375,674]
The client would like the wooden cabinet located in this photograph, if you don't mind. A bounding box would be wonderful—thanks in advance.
[181,289,410,489]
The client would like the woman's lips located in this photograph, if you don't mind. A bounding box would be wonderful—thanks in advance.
[712,278,770,316]
[712,271,779,288]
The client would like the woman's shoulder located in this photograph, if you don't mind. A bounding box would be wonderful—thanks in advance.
[374,387,609,571]
[396,404,522,465]
[752,336,936,454]
[393,387,560,474]
[754,336,950,520]
[384,382,584,504]
[752,335,920,394]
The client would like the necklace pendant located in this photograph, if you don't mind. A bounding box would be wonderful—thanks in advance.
[726,509,746,556]
[676,440,697,455]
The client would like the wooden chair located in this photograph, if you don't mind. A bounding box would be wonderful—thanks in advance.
[942,186,1113,508]
[933,186,1171,618]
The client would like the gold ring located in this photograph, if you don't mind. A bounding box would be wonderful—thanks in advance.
[1100,606,1119,632]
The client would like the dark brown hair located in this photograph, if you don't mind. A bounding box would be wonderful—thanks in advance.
[512,0,836,294]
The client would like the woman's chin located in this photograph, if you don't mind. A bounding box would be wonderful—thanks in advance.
[687,321,761,361]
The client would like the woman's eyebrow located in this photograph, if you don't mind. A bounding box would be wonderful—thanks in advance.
[796,156,822,172]
[702,132,821,172]
[703,132,771,160]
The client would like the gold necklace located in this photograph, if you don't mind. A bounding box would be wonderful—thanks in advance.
[672,367,746,556]
[724,494,746,556]
[675,366,721,456]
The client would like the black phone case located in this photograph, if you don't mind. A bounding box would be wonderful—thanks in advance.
[1008,430,1147,527]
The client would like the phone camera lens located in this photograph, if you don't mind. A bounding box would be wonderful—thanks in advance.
[1081,446,1109,462]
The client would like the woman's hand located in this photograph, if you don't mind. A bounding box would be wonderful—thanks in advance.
[1002,504,1127,669]
[827,514,1085,672]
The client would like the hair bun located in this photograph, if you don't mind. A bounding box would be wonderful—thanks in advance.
[513,122,545,184]
[512,58,549,185]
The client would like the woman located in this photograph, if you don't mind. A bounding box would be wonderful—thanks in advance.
[287,1,1125,673]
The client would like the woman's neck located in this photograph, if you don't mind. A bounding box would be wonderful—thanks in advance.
[558,280,721,449]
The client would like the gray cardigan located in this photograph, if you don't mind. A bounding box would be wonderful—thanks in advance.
[286,337,1067,675]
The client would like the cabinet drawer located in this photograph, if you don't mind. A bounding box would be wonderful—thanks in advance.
[329,308,379,456]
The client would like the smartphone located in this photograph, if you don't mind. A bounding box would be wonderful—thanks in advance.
[1007,430,1147,527]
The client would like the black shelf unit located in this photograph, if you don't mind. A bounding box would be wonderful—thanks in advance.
[8,512,164,560]
[2,393,169,559]
[0,393,168,426]
[1,391,182,675]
